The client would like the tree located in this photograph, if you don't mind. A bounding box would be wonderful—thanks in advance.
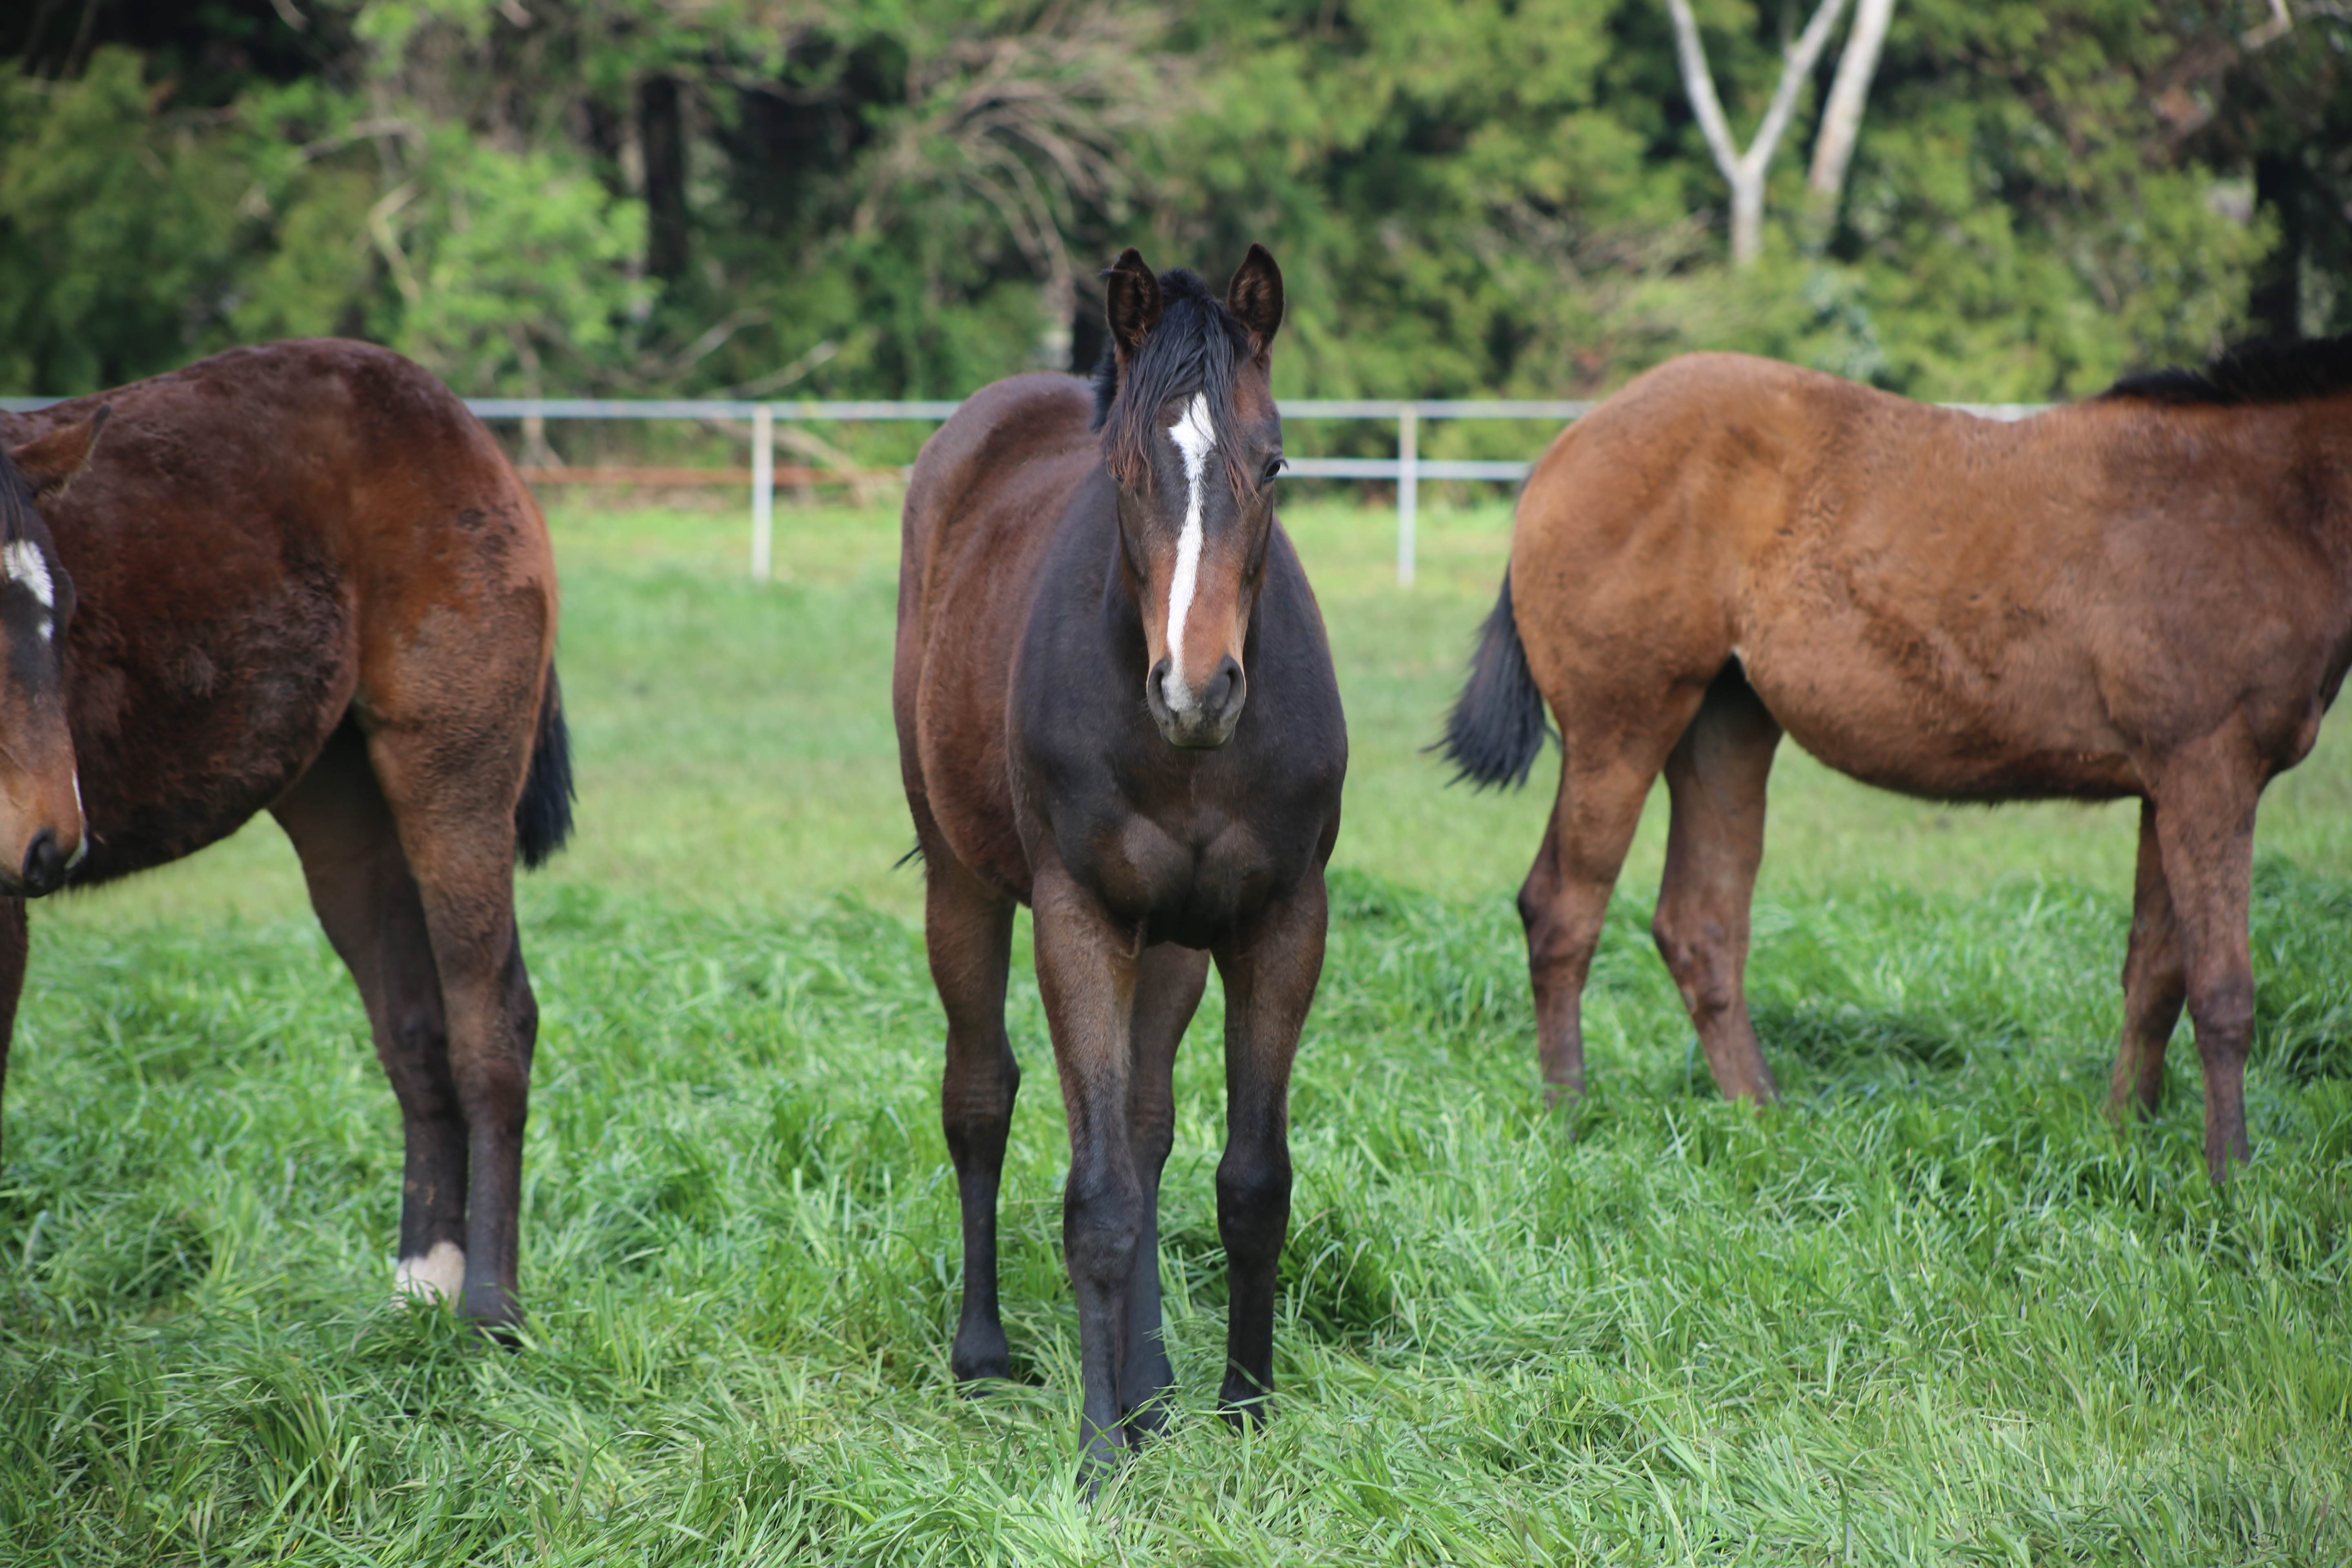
[1664,0,1851,264]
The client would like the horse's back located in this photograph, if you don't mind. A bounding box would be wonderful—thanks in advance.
[896,373,1100,898]
[1506,350,2336,801]
[7,341,557,880]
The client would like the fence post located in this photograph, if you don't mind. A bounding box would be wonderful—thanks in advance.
[751,403,775,581]
[1396,402,1419,586]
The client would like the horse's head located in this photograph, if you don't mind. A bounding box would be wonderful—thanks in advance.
[0,411,98,897]
[1096,245,1285,750]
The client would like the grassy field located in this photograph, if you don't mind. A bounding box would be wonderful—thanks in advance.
[2,491,2348,1564]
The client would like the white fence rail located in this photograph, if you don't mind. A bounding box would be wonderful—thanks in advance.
[4,393,2048,584]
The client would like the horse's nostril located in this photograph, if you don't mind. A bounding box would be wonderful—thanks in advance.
[22,828,61,895]
[1206,657,1244,716]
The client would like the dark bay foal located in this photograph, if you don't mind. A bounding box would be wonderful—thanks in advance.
[0,341,571,1330]
[895,247,1346,1478]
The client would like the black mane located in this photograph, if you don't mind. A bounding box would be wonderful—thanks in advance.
[1091,265,1255,493]
[2100,332,2352,407]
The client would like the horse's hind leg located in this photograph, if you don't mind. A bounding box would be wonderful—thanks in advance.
[272,725,467,1303]
[1652,668,1783,1103]
[1120,942,1210,1440]
[358,717,544,1329]
[920,844,1020,1382]
[1519,688,1708,1102]
[2109,800,2187,1123]
[2142,755,2261,1182]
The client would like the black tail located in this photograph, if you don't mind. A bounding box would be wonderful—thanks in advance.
[516,668,576,869]
[1436,569,1551,789]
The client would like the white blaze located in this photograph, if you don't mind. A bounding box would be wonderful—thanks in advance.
[1164,392,1217,710]
[4,540,53,641]
[395,1241,466,1306]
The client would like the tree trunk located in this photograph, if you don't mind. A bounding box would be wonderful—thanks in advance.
[2249,152,2306,340]
[1664,0,1852,268]
[1805,0,1895,229]
[1730,170,1766,266]
[639,75,690,287]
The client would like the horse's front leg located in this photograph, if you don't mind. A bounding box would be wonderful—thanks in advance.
[0,895,25,1165]
[1030,861,1144,1484]
[1120,943,1210,1441]
[1210,868,1329,1425]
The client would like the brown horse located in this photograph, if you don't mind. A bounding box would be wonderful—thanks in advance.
[1442,337,2352,1184]
[896,247,1346,1478]
[0,339,572,1328]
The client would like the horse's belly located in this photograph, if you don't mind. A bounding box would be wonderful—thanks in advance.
[1759,675,2143,802]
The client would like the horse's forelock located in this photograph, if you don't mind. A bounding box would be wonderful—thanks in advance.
[0,456,33,547]
[1097,270,1257,497]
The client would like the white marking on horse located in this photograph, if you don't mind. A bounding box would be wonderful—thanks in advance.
[5,541,53,641]
[395,1241,466,1306]
[1164,392,1217,710]
[65,774,86,870]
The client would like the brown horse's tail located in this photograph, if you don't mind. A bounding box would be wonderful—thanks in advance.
[516,668,576,869]
[1437,569,1552,789]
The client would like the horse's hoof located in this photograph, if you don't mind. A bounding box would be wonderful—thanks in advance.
[1217,1372,1274,1428]
[951,1332,1011,1384]
[1541,1080,1586,1113]
[1120,1392,1174,1443]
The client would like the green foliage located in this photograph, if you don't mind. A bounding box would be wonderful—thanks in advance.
[0,4,2346,402]
[0,49,246,391]
[378,127,650,392]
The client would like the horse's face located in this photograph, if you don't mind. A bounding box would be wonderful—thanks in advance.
[1102,245,1285,751]
[0,411,100,897]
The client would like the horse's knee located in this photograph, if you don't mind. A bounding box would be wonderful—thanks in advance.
[942,1038,1017,1136]
[1215,1150,1292,1267]
[1062,1167,1143,1290]
[449,1045,529,1135]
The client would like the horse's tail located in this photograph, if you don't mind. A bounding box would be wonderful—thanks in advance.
[516,667,576,869]
[1437,568,1552,789]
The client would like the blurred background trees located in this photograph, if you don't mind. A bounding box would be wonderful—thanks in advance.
[1,0,2344,403]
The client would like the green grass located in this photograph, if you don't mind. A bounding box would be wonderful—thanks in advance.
[4,494,2350,1564]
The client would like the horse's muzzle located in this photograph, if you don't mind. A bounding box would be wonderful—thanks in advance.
[1147,655,1246,749]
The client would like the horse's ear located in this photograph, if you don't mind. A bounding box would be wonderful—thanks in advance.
[1226,244,1283,356]
[9,406,109,501]
[1104,248,1163,363]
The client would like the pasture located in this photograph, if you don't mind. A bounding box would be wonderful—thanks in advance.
[2,493,2348,1564]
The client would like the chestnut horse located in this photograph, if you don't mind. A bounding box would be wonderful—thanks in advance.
[0,339,571,1328]
[897,247,1345,1477]
[1443,337,2352,1184]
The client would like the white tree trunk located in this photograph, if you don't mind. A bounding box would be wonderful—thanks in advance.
[1806,0,1895,211]
[1664,0,1852,265]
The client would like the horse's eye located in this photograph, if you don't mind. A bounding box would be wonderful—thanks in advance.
[1263,457,1286,484]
